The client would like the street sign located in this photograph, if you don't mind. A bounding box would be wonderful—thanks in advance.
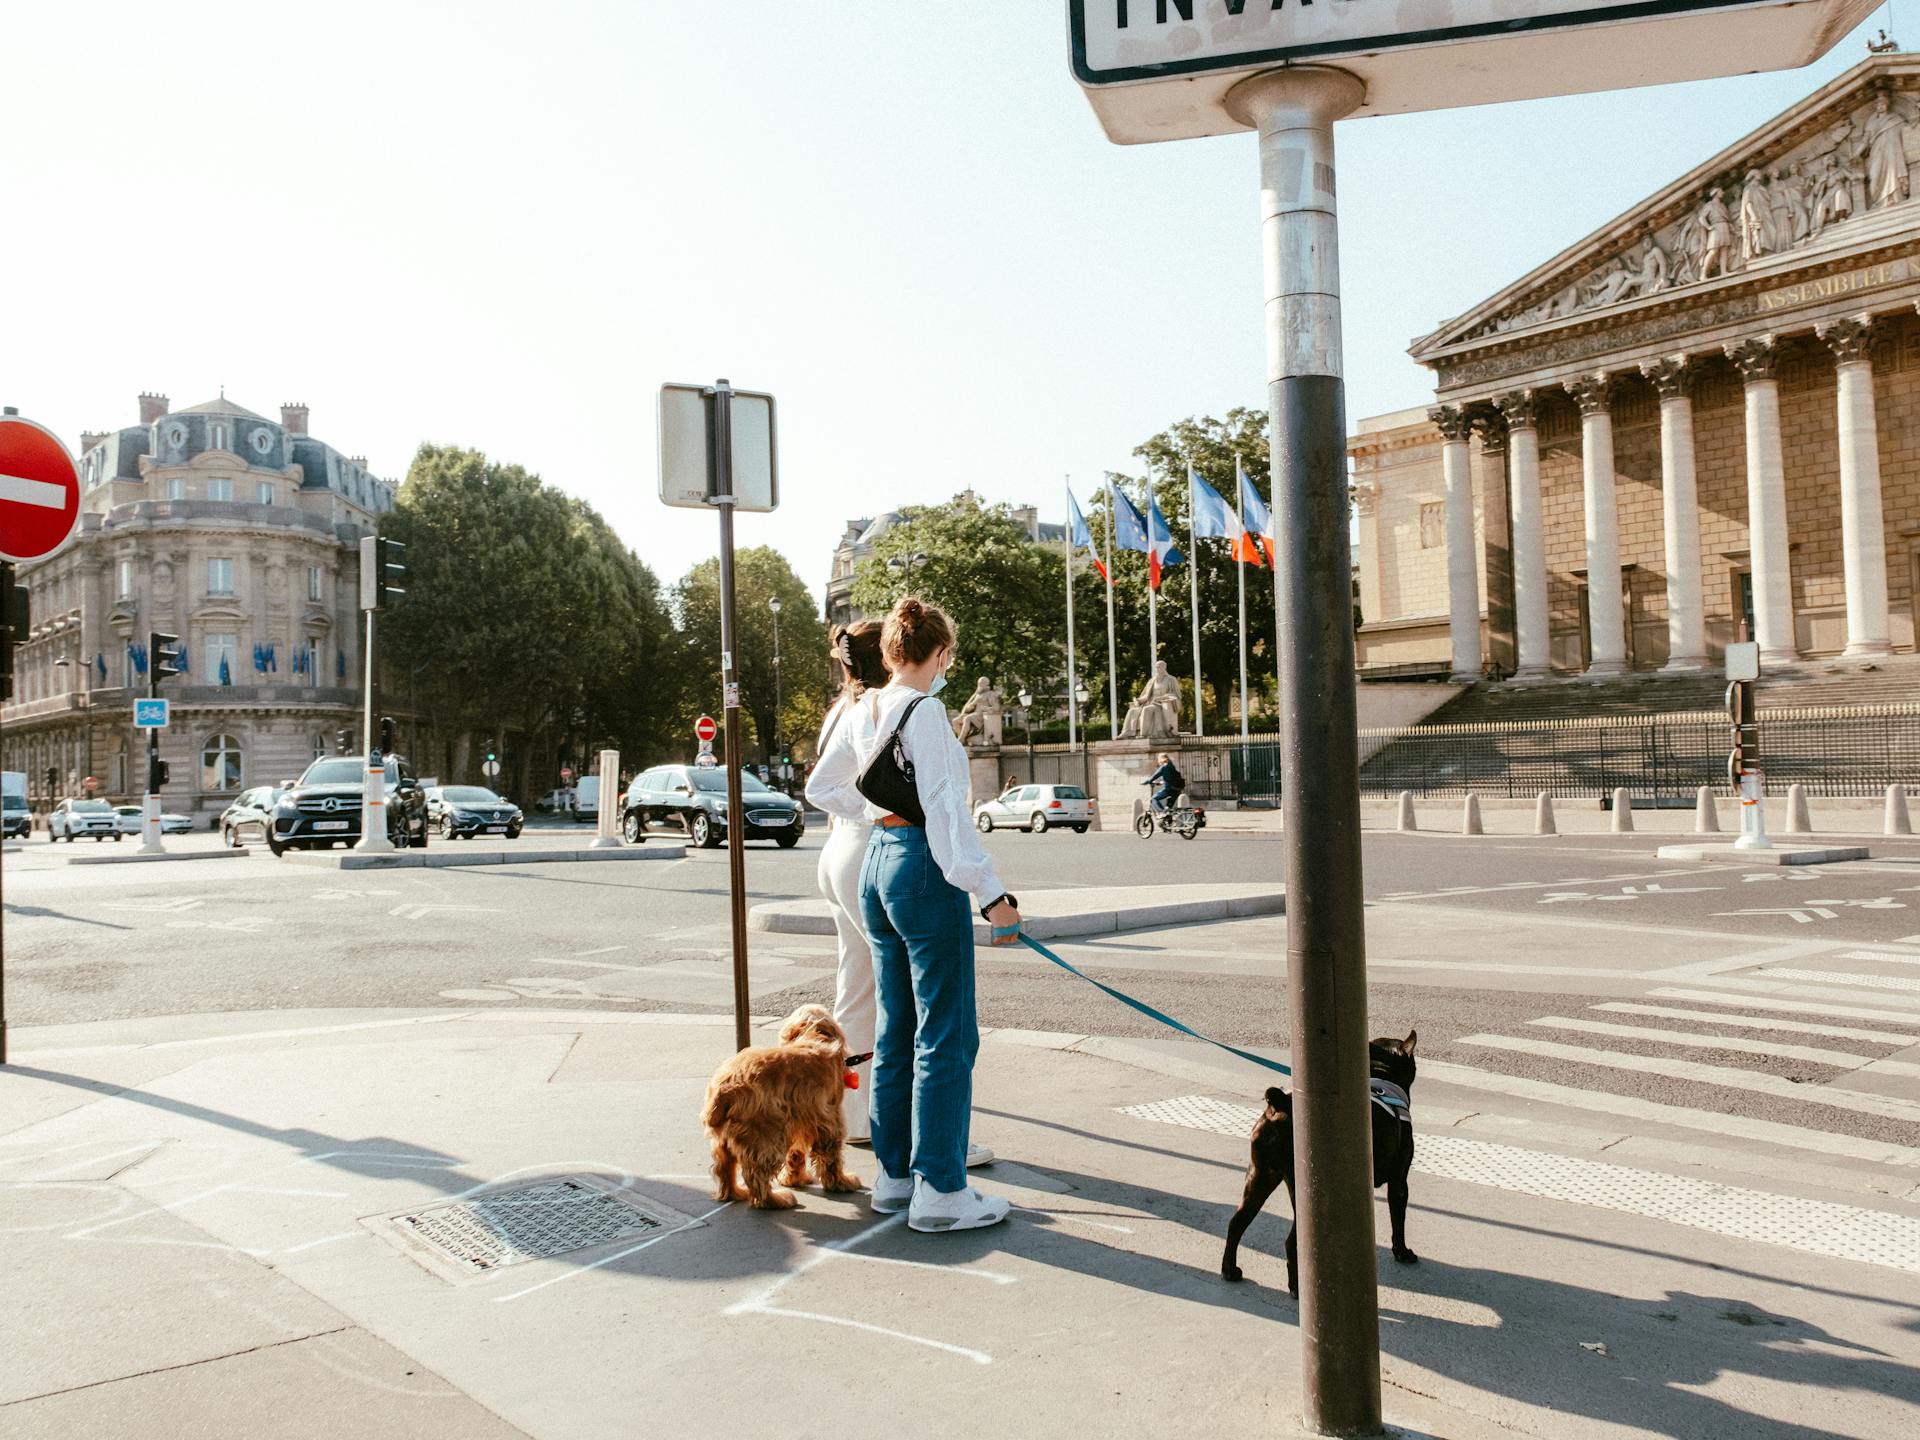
[133,697,169,729]
[560,766,574,782]
[694,714,718,744]
[1069,0,1879,139]
[0,415,81,564]
[695,752,717,768]
[481,759,500,779]
[1726,641,1761,683]
[658,383,778,512]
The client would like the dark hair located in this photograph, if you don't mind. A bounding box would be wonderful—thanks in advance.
[831,620,890,696]
[881,595,955,670]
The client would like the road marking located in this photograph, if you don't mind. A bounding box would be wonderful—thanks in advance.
[0,471,68,508]
[1384,865,1744,904]
[575,944,628,957]
[1758,967,1920,994]
[388,903,501,921]
[1595,1001,1920,1046]
[1712,906,1838,923]
[1842,949,1920,968]
[103,897,204,913]
[311,888,401,900]
[1529,1015,1909,1071]
[165,917,272,934]
[1540,883,1719,904]
[529,956,652,973]
[1456,1034,1920,1124]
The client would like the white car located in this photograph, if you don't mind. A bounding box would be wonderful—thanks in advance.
[113,805,192,835]
[973,783,1093,834]
[49,798,121,842]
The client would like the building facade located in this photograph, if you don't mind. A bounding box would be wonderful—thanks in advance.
[825,493,1066,627]
[1358,54,1920,683]
[1,392,394,819]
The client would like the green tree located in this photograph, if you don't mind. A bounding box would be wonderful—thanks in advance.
[847,496,1066,709]
[675,548,829,764]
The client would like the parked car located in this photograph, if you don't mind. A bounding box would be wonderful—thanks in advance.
[267,755,429,855]
[113,805,193,836]
[621,764,803,849]
[536,787,574,813]
[973,783,1094,834]
[220,787,286,847]
[48,798,120,842]
[570,776,601,824]
[426,785,524,839]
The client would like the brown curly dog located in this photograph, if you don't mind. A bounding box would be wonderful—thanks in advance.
[702,1003,863,1210]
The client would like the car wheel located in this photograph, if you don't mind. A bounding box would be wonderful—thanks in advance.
[506,824,522,839]
[1030,812,1048,834]
[268,834,287,857]
[113,833,123,842]
[1134,811,1155,839]
[622,812,643,843]
[223,825,237,848]
[776,833,800,849]
[690,813,715,849]
[976,812,993,833]
[1072,824,1089,834]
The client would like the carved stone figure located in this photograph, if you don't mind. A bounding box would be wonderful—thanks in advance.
[952,677,1003,747]
[1814,154,1855,233]
[1631,234,1670,296]
[1119,660,1181,739]
[1688,189,1736,280]
[1583,258,1635,308]
[1772,162,1811,245]
[1738,169,1776,261]
[1864,92,1914,209]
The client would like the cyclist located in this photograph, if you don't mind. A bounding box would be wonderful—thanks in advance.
[1144,752,1185,815]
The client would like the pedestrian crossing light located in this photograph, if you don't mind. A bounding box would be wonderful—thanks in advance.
[359,535,408,610]
[335,728,352,755]
[149,631,182,682]
[1,568,28,702]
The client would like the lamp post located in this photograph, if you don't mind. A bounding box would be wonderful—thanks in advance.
[886,551,929,593]
[53,651,92,796]
[767,594,783,769]
[1075,680,1091,799]
[1017,687,1036,784]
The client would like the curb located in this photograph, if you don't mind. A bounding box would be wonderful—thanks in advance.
[283,843,688,870]
[64,848,250,866]
[750,886,1284,944]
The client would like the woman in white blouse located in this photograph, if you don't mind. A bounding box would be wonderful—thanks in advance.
[807,597,1022,1233]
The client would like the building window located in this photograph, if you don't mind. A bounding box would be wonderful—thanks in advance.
[117,560,134,598]
[209,422,228,452]
[257,481,274,505]
[308,566,324,602]
[1419,502,1445,550]
[208,558,234,596]
[313,734,327,760]
[207,477,234,502]
[201,733,242,792]
[167,477,186,501]
[206,632,238,683]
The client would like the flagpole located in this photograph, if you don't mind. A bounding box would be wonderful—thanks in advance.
[1104,476,1119,738]
[1143,469,1158,672]
[1236,455,1250,741]
[1064,477,1078,751]
[1188,463,1204,737]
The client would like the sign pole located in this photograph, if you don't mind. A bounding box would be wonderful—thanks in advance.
[1225,66,1381,1437]
[357,607,392,852]
[709,380,753,1052]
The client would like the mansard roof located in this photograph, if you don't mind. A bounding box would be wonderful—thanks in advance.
[174,396,271,421]
[1411,53,1920,369]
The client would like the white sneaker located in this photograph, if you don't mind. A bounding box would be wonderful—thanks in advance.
[870,1165,913,1214]
[965,1141,994,1168]
[908,1177,1010,1233]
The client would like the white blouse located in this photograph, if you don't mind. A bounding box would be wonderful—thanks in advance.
[805,680,1006,910]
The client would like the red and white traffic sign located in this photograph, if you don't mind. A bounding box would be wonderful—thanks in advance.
[0,415,81,564]
[694,714,718,744]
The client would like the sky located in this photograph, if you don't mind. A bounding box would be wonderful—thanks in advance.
[3,1,1908,606]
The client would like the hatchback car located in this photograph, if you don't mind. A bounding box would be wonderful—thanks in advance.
[621,764,803,848]
[49,798,121,841]
[220,787,285,846]
[973,783,1093,834]
[427,785,524,839]
[113,805,194,836]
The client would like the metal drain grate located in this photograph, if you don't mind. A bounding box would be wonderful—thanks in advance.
[1119,1095,1920,1275]
[392,1179,669,1273]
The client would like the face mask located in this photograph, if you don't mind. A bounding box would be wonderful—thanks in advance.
[928,655,950,697]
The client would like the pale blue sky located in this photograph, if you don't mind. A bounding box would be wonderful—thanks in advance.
[2,2,1905,602]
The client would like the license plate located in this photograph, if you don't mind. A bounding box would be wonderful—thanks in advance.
[485,825,507,833]
[314,820,350,831]
[756,815,791,827]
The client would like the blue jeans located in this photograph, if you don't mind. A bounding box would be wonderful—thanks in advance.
[860,825,977,1194]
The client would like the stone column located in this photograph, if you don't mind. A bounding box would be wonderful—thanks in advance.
[1642,356,1707,671]
[1726,337,1796,663]
[1472,409,1516,675]
[1565,373,1627,675]
[1496,390,1550,678]
[1429,404,1482,682]
[1821,315,1892,656]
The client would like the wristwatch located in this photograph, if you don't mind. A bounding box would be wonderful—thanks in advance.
[980,893,1018,920]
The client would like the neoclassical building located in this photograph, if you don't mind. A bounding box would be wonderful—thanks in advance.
[1,392,394,818]
[824,491,1065,627]
[1356,52,1920,682]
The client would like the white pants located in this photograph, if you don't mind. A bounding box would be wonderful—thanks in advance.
[818,817,876,1140]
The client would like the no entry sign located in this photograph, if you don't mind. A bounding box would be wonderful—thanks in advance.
[0,415,81,564]
[694,714,718,744]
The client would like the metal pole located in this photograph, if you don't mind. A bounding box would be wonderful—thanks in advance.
[1025,707,1036,784]
[139,638,164,855]
[1,561,9,1064]
[771,602,783,763]
[1104,479,1119,740]
[1145,472,1159,672]
[1225,65,1380,1438]
[1236,455,1250,741]
[1064,476,1078,751]
[711,380,753,1052]
[356,608,392,852]
[1189,464,1204,737]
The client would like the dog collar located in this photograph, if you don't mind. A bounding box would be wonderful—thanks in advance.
[1369,1077,1412,1123]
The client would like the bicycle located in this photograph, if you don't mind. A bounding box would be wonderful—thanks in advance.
[1135,793,1205,840]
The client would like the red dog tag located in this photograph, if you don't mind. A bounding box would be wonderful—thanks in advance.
[844,1070,859,1090]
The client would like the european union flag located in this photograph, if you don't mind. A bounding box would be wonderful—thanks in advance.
[219,656,232,687]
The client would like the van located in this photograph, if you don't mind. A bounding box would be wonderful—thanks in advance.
[571,775,600,823]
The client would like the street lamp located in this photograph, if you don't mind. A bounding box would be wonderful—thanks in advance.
[53,651,93,797]
[1075,680,1091,797]
[886,551,929,591]
[1017,687,1036,785]
[767,594,783,772]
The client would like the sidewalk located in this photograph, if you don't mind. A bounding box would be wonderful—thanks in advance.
[3,1006,1917,1439]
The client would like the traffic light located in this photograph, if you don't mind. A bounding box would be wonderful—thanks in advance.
[359,535,407,610]
[486,737,497,763]
[150,758,171,789]
[1,565,27,702]
[150,630,182,682]
[379,715,396,754]
[335,728,352,755]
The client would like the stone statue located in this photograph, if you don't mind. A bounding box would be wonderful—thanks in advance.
[1864,92,1915,209]
[1120,660,1181,739]
[1772,162,1811,246]
[952,677,1003,747]
[1682,188,1737,280]
[1738,169,1776,262]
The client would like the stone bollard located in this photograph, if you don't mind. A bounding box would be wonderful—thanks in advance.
[1461,793,1483,836]
[1886,784,1913,837]
[592,748,623,848]
[1786,783,1813,834]
[1611,788,1634,833]
[1535,792,1557,836]
[1396,791,1418,832]
[1694,785,1720,834]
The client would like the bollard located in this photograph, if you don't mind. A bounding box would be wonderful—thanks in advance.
[1886,784,1912,837]
[591,748,622,848]
[1396,790,1417,832]
[1535,792,1557,836]
[1786,783,1813,834]
[1695,785,1720,834]
[1611,788,1634,833]
[1461,793,1483,836]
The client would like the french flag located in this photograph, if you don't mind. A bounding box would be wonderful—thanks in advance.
[1234,462,1275,567]
[1145,491,1183,592]
[1068,488,1108,583]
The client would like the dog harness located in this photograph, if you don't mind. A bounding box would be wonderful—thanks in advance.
[1369,1077,1412,1125]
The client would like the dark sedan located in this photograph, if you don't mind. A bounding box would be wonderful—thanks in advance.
[621,763,803,848]
[220,786,285,847]
[427,785,524,839]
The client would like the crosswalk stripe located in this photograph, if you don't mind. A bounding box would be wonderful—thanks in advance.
[1530,1016,1892,1070]
[1456,1034,1920,1124]
[1758,967,1920,994]
[1595,1001,1920,1046]
[1652,985,1920,1025]
[1841,949,1920,968]
[1418,1059,1920,1166]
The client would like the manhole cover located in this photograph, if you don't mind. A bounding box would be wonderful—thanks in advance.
[373,1176,694,1281]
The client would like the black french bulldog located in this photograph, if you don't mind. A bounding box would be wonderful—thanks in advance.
[1220,1030,1419,1290]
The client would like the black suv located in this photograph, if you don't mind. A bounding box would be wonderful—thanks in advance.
[621,763,803,848]
[268,755,430,855]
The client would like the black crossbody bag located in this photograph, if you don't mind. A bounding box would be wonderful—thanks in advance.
[856,694,931,827]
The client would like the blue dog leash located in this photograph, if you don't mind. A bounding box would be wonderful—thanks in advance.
[1013,932,1292,1079]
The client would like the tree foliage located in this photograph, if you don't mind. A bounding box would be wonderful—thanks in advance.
[675,547,829,763]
